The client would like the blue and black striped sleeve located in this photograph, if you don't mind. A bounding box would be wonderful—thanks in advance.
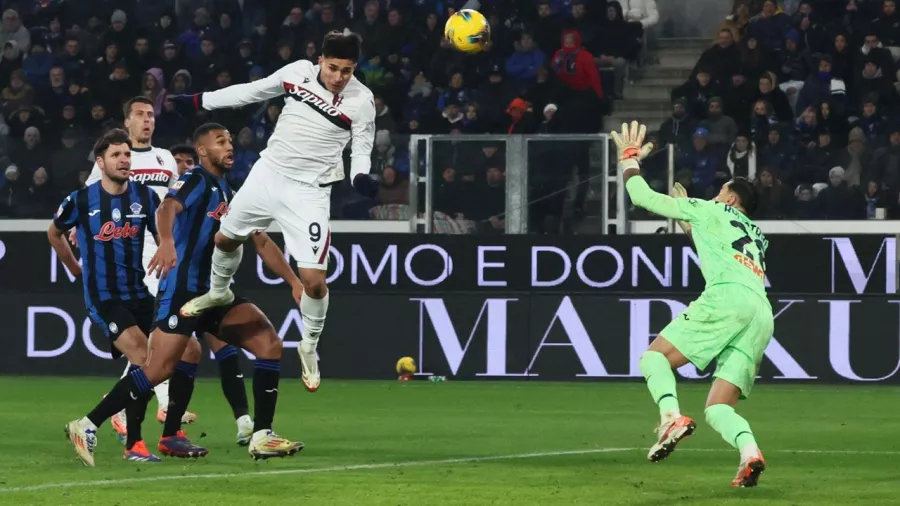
[166,170,206,210]
[52,191,80,231]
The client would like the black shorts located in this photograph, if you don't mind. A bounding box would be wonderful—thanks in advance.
[87,297,155,359]
[154,291,249,338]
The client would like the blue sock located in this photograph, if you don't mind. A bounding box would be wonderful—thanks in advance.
[253,359,281,432]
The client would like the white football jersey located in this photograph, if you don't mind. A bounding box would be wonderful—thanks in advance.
[85,146,178,252]
[201,59,376,186]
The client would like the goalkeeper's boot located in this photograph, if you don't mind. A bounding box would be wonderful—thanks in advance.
[64,418,98,467]
[158,430,208,458]
[124,440,162,462]
[236,414,254,446]
[111,409,128,445]
[248,430,304,460]
[156,407,197,425]
[731,450,766,488]
[298,343,320,392]
[180,289,235,317]
[647,415,696,462]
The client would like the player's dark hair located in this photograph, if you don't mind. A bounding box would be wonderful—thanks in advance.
[730,177,758,216]
[123,96,155,118]
[321,30,362,62]
[93,128,132,158]
[169,143,196,159]
[192,122,228,145]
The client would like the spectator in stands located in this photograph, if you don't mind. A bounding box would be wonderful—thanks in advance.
[695,29,743,87]
[677,127,720,196]
[723,71,755,125]
[778,29,812,110]
[749,99,776,145]
[864,180,887,217]
[672,68,720,120]
[855,57,897,116]
[794,54,847,116]
[753,166,792,218]
[840,127,873,186]
[755,72,794,121]
[620,0,660,29]
[829,34,855,90]
[793,183,818,218]
[718,3,751,42]
[15,166,57,218]
[873,0,900,63]
[592,1,638,100]
[0,162,20,216]
[740,36,775,82]
[860,32,895,82]
[748,0,790,52]
[506,32,546,89]
[0,10,30,54]
[659,97,699,154]
[701,97,739,147]
[794,2,826,54]
[376,166,409,206]
[871,125,900,193]
[506,97,537,134]
[760,123,797,178]
[551,29,604,133]
[853,96,887,145]
[725,131,757,184]
[817,166,864,218]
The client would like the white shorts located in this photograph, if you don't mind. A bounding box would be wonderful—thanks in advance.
[142,234,159,297]
[220,159,332,271]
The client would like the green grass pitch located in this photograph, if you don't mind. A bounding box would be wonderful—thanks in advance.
[0,377,896,505]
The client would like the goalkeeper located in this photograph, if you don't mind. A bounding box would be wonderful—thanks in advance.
[612,122,774,488]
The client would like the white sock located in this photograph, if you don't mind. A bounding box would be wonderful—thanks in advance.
[210,245,243,296]
[740,442,760,462]
[237,414,253,428]
[661,409,681,424]
[80,416,97,430]
[300,291,329,353]
[155,380,170,410]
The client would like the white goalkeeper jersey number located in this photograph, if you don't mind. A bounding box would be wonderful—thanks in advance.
[200,59,376,186]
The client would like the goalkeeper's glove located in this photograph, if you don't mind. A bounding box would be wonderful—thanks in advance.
[352,173,378,198]
[170,93,204,116]
[669,182,687,199]
[610,121,654,172]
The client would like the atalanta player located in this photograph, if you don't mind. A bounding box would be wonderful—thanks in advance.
[65,123,304,463]
[51,129,193,465]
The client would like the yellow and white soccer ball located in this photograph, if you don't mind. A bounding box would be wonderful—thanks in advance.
[444,9,490,53]
[396,356,417,375]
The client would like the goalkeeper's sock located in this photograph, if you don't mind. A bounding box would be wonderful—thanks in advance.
[210,245,242,297]
[705,404,759,460]
[639,351,681,422]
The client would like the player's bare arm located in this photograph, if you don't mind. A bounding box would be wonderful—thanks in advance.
[251,231,304,306]
[147,196,182,279]
[47,221,82,277]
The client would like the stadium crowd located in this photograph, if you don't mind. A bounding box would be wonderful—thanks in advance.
[658,0,900,220]
[0,0,652,233]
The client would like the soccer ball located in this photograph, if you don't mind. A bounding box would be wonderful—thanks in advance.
[444,9,490,53]
[396,356,417,375]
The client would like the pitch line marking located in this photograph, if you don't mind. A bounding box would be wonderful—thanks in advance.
[1,447,897,493]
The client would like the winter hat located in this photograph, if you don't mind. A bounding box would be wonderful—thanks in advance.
[848,127,865,143]
[111,9,127,24]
